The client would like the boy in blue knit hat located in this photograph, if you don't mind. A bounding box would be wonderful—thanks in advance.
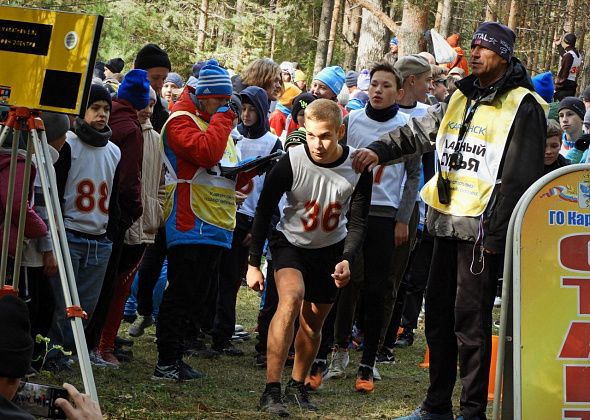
[153,59,251,381]
[532,71,558,121]
[84,68,152,365]
[311,65,348,116]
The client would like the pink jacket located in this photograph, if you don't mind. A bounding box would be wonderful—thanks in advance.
[0,150,47,257]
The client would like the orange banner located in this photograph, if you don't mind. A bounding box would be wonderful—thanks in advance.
[519,168,590,419]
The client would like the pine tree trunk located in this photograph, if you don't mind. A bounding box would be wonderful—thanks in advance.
[439,0,452,38]
[485,0,498,21]
[232,0,245,69]
[398,0,429,57]
[434,0,444,32]
[196,0,209,51]
[327,0,342,66]
[507,0,519,32]
[266,0,278,58]
[355,0,389,69]
[343,1,362,70]
[314,0,335,75]
[564,0,576,33]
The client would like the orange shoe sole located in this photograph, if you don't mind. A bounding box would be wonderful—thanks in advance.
[305,374,322,391]
[355,379,374,393]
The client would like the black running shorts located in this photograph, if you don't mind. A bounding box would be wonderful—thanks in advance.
[269,231,344,304]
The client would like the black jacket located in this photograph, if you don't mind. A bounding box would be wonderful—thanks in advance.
[368,57,546,252]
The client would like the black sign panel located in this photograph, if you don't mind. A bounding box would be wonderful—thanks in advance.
[0,19,52,55]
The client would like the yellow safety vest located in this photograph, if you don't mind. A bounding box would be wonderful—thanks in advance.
[421,87,547,217]
[160,111,239,230]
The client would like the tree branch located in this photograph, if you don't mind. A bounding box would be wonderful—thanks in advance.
[347,0,399,33]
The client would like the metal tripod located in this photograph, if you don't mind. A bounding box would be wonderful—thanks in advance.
[0,107,98,402]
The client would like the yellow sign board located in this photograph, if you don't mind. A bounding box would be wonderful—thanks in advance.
[0,6,102,114]
[519,168,590,419]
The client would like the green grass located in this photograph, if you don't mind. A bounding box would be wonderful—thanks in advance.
[35,289,500,419]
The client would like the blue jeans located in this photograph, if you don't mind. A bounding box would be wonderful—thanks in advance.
[124,258,167,320]
[48,231,112,353]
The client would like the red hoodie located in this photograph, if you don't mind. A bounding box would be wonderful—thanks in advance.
[109,98,144,227]
[0,151,47,257]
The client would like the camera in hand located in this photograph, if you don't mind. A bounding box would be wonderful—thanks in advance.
[437,173,451,205]
[13,381,68,419]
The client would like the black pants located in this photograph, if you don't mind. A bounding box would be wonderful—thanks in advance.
[212,214,251,349]
[137,228,167,317]
[22,267,55,358]
[380,205,420,344]
[421,237,499,419]
[156,244,222,364]
[554,81,577,101]
[85,229,125,350]
[383,229,434,348]
[329,216,395,366]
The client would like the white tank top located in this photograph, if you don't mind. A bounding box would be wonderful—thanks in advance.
[277,144,361,249]
[234,130,280,218]
[346,109,409,208]
[566,50,582,82]
[63,132,121,235]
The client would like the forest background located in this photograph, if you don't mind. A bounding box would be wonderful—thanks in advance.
[6,0,590,94]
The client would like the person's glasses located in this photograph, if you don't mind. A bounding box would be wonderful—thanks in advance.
[435,79,447,87]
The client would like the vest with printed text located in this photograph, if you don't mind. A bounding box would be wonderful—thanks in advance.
[421,87,547,217]
[160,111,239,231]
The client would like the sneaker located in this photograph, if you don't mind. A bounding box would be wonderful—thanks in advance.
[98,350,121,367]
[122,313,137,323]
[128,315,154,337]
[394,330,415,348]
[214,343,244,356]
[259,385,289,417]
[285,351,295,367]
[355,365,374,393]
[373,365,381,381]
[232,331,250,341]
[115,336,134,348]
[44,357,73,373]
[376,346,396,364]
[324,346,349,380]
[494,296,502,307]
[305,360,327,391]
[89,350,118,369]
[113,347,133,363]
[284,379,318,411]
[234,324,245,333]
[393,407,454,420]
[183,337,206,354]
[152,359,203,382]
[187,346,220,359]
[255,352,267,368]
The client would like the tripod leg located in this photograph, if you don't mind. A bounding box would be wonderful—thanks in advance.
[0,126,22,288]
[12,132,35,289]
[30,127,99,403]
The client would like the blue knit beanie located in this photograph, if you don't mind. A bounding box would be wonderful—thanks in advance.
[118,69,151,110]
[196,60,232,99]
[532,71,554,103]
[314,66,346,96]
[345,71,359,88]
[165,72,185,88]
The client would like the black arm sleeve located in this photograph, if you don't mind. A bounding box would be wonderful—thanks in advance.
[341,169,372,264]
[483,94,546,253]
[248,154,293,266]
[53,141,71,212]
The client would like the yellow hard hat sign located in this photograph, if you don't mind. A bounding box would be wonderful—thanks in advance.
[0,6,103,115]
